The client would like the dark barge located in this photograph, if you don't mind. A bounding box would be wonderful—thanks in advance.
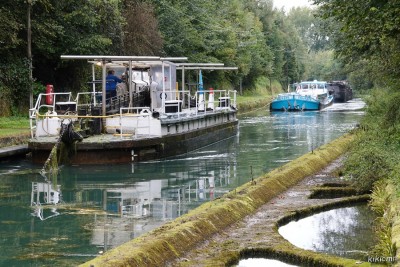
[327,81,353,103]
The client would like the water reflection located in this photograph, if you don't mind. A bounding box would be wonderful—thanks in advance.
[29,153,237,251]
[31,181,62,220]
[278,205,376,260]
[0,101,366,266]
[237,258,299,267]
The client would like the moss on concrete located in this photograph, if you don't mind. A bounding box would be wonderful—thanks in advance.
[277,195,370,228]
[0,133,30,148]
[309,186,359,199]
[81,133,355,267]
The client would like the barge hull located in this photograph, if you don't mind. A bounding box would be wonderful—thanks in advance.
[29,120,238,164]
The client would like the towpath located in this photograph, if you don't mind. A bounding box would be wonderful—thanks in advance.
[169,156,371,267]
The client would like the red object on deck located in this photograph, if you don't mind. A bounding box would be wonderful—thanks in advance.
[45,84,54,105]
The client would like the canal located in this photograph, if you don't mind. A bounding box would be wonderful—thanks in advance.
[0,100,365,266]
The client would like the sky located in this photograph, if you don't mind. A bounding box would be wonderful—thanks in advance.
[273,0,314,12]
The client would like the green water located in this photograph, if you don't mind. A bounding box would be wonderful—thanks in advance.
[0,103,365,266]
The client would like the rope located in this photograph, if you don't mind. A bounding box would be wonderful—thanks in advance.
[40,119,69,177]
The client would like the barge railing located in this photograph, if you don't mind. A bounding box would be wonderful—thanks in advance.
[29,92,75,138]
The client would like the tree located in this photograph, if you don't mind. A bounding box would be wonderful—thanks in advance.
[122,0,163,56]
[313,0,400,90]
[287,7,331,52]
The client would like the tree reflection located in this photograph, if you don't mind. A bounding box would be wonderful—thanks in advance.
[279,205,376,260]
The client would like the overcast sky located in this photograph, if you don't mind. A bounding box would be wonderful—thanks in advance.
[273,0,313,11]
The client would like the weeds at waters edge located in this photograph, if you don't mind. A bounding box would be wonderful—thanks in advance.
[369,180,396,260]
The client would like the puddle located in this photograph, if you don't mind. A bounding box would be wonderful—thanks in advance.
[278,204,376,260]
[236,258,299,267]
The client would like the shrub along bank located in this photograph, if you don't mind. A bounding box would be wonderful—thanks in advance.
[343,88,400,264]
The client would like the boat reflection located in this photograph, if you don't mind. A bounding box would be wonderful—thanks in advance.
[30,181,62,220]
[270,110,334,153]
[29,159,234,250]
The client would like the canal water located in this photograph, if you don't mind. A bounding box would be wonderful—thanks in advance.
[278,204,376,260]
[237,258,299,267]
[236,204,375,266]
[0,100,365,266]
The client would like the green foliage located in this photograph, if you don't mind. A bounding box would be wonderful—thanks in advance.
[369,180,397,259]
[347,59,375,92]
[122,0,163,55]
[315,0,400,90]
[0,58,31,116]
[287,7,331,52]
[344,88,400,192]
[1,0,327,116]
[0,5,22,52]
[345,136,393,191]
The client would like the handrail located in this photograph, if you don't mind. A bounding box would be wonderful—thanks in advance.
[29,92,74,138]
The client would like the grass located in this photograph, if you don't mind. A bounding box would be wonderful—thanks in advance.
[0,117,30,138]
[236,78,283,105]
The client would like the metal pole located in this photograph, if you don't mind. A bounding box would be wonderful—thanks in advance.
[239,78,242,95]
[92,64,96,92]
[27,0,33,109]
[102,60,106,131]
[182,66,185,108]
[129,60,132,107]
[162,62,165,113]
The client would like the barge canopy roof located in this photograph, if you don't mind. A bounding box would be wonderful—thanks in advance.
[60,55,188,62]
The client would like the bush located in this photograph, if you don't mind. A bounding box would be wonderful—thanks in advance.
[0,58,31,116]
[344,88,400,191]
[345,135,394,191]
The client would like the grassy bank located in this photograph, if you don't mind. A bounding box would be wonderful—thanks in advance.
[0,117,30,147]
[0,116,30,136]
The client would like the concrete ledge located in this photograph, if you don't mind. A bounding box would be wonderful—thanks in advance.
[0,144,30,159]
[81,133,355,267]
[0,133,30,148]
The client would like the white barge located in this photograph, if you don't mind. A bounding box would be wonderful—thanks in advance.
[28,55,238,164]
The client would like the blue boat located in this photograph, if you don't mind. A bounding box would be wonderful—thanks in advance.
[270,80,333,111]
[270,92,320,111]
